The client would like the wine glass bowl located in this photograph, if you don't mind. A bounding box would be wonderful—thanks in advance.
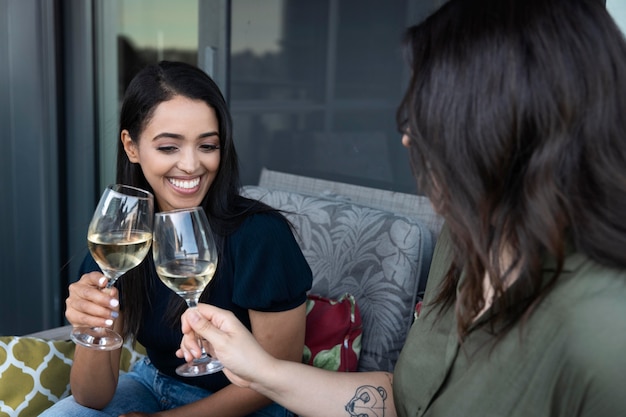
[153,206,223,376]
[156,259,217,306]
[71,184,154,350]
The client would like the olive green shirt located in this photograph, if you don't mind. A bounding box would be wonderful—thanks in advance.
[394,228,626,417]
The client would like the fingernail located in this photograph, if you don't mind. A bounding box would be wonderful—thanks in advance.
[99,277,107,286]
[105,319,113,326]
[111,311,119,319]
[110,298,119,307]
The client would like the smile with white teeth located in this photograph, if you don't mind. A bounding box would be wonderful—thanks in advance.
[168,177,200,189]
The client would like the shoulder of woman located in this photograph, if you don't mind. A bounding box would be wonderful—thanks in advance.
[229,210,291,240]
[560,296,626,414]
[552,261,626,369]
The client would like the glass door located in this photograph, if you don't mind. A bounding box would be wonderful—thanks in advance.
[225,0,441,193]
[95,0,443,193]
[94,0,202,187]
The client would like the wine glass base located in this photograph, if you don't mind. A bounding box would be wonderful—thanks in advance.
[70,326,124,351]
[176,357,224,377]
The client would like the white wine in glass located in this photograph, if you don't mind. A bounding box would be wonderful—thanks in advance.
[157,259,217,302]
[153,206,223,376]
[71,184,154,350]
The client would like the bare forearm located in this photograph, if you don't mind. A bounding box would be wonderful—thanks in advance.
[250,360,396,417]
[65,274,124,408]
[180,304,396,416]
[70,345,121,409]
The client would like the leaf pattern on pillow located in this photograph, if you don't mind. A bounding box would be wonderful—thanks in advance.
[313,344,342,370]
[243,186,434,372]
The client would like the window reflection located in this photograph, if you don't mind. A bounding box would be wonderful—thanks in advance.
[101,0,435,193]
[116,0,198,94]
[230,0,417,192]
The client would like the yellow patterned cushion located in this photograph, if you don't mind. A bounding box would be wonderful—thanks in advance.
[0,336,145,417]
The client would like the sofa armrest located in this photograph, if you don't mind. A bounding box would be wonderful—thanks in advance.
[1,329,146,416]
[26,324,72,340]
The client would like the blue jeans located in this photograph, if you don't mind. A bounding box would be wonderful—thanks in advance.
[41,357,294,417]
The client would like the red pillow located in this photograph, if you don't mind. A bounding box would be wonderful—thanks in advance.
[303,293,362,372]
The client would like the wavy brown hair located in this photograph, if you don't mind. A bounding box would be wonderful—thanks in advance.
[398,0,626,340]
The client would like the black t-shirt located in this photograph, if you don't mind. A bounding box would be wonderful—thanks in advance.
[81,212,312,392]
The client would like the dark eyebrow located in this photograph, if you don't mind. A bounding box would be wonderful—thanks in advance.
[199,131,219,139]
[152,131,219,141]
[152,132,183,141]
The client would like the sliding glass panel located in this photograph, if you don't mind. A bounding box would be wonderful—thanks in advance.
[117,0,199,90]
[229,0,433,193]
[94,0,199,187]
[95,0,442,193]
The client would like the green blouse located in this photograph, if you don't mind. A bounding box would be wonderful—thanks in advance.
[394,227,626,417]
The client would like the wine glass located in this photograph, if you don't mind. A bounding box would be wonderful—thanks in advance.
[71,184,154,350]
[152,206,223,376]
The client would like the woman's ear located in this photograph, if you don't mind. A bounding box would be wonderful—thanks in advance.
[121,130,140,163]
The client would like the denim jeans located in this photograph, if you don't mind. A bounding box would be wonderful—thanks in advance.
[41,357,294,417]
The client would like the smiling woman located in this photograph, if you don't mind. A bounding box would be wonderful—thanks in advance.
[121,96,221,212]
[42,61,313,417]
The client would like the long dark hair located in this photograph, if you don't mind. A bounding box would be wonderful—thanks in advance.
[398,0,626,340]
[116,61,275,339]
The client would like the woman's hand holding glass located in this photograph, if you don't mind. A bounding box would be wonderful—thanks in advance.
[70,184,154,351]
[66,272,121,338]
[178,304,274,388]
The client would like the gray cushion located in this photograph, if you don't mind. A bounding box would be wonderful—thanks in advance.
[258,167,444,243]
[243,186,434,372]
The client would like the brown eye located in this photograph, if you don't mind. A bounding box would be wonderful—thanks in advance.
[200,144,220,152]
[157,146,178,153]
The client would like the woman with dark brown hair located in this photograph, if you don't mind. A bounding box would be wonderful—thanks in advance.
[179,0,626,416]
[44,61,312,417]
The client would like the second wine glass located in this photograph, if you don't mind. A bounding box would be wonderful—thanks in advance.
[153,206,223,376]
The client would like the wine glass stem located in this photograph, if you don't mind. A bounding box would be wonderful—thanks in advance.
[103,271,123,289]
[185,300,210,360]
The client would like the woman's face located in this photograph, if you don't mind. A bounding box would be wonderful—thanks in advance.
[122,95,221,212]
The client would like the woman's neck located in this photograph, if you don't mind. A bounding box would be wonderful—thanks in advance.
[471,247,521,323]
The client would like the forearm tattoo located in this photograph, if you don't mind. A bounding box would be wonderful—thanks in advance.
[344,385,388,417]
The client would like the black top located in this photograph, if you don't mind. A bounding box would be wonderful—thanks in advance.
[81,212,312,392]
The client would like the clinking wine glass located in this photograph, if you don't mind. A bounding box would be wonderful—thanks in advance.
[152,206,223,376]
[71,184,154,351]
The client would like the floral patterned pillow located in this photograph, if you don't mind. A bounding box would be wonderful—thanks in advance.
[243,186,434,372]
[303,293,362,371]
